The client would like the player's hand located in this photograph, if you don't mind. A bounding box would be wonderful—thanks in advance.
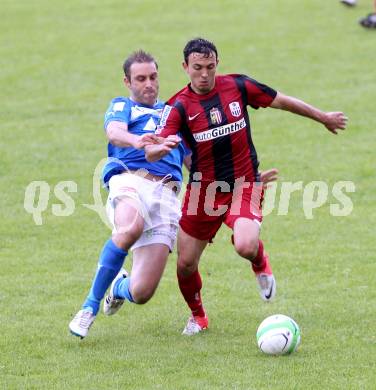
[260,168,278,184]
[134,133,161,149]
[144,135,181,162]
[147,134,181,146]
[155,136,181,153]
[259,168,278,189]
[323,112,348,134]
[165,134,181,148]
[145,143,175,161]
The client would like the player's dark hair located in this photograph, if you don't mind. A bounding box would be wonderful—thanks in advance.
[123,50,158,80]
[183,38,218,64]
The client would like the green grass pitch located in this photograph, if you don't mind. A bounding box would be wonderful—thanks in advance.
[1,0,375,389]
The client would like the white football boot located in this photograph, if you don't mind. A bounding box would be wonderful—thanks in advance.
[253,253,276,302]
[340,0,357,6]
[182,315,209,336]
[69,309,96,339]
[103,268,128,316]
[256,273,276,302]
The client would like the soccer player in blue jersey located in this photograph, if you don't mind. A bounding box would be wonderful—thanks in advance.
[69,50,185,338]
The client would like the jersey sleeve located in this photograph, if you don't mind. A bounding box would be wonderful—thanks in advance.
[181,138,192,156]
[155,103,183,137]
[103,98,131,129]
[242,75,277,109]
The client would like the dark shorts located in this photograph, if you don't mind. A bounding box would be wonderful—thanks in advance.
[180,181,264,241]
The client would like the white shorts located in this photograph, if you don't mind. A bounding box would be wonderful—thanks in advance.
[106,173,181,251]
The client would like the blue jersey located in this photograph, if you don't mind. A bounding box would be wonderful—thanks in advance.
[102,97,188,186]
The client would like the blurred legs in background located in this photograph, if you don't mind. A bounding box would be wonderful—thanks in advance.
[341,0,376,28]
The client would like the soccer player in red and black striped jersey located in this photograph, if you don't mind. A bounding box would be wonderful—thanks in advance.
[146,38,347,335]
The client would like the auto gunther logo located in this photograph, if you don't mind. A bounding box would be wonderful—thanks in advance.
[193,117,246,142]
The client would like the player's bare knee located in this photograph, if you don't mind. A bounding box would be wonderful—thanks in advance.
[112,227,142,250]
[177,257,197,276]
[117,224,142,240]
[235,240,258,260]
[131,285,155,304]
[133,295,151,305]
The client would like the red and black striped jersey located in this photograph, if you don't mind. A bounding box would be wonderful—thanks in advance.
[157,74,277,184]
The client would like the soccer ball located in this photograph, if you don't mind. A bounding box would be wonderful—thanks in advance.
[256,314,301,355]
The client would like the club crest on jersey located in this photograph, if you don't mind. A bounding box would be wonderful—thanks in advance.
[229,101,241,117]
[210,107,222,125]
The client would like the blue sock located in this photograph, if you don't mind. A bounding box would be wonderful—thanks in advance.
[82,239,127,315]
[114,276,135,303]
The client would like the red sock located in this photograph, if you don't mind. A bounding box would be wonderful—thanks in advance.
[251,240,267,273]
[177,270,206,317]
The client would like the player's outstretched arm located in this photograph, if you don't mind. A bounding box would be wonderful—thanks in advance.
[270,92,348,134]
[106,121,160,148]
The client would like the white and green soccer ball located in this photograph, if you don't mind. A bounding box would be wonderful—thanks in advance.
[256,314,301,355]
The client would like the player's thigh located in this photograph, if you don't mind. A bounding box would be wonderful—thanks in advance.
[177,227,208,272]
[113,197,144,237]
[131,244,170,295]
[107,173,145,237]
